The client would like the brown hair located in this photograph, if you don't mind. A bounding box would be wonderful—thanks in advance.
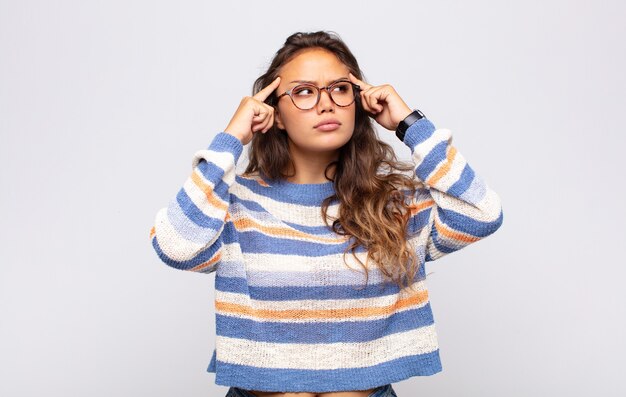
[245,31,423,291]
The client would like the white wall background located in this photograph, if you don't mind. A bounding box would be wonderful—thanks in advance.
[1,0,624,395]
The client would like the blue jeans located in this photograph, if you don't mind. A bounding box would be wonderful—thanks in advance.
[225,384,398,397]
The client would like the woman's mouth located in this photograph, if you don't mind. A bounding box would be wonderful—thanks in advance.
[314,119,341,131]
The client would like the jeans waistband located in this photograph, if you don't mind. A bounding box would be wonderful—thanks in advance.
[225,384,397,397]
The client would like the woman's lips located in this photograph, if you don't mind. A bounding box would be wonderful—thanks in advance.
[315,123,341,131]
[314,119,342,131]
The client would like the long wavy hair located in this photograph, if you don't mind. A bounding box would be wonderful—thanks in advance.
[244,31,424,291]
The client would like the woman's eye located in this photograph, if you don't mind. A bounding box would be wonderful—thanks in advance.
[293,86,314,96]
[332,82,350,92]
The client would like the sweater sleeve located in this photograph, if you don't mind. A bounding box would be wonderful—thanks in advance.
[404,118,503,262]
[149,132,243,273]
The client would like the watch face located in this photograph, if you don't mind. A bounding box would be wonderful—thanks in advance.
[406,110,423,125]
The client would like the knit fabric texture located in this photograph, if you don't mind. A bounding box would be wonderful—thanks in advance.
[149,118,504,393]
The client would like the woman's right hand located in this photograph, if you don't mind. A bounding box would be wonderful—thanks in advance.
[224,76,281,145]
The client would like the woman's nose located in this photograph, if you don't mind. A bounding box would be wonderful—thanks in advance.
[317,89,335,112]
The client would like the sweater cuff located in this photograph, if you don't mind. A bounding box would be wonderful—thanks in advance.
[402,118,437,151]
[208,132,244,163]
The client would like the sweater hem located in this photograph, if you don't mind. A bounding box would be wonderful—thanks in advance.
[208,349,442,393]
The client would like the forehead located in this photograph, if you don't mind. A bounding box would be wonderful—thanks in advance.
[279,48,350,84]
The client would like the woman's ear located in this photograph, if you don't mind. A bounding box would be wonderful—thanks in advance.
[275,107,285,130]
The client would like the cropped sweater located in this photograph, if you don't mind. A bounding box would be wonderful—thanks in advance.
[149,118,504,393]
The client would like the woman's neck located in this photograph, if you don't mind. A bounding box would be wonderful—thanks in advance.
[285,146,338,184]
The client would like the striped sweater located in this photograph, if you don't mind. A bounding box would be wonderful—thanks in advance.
[149,118,503,393]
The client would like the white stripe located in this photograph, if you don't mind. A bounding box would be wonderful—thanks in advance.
[430,187,501,223]
[216,323,439,370]
[230,182,340,227]
[243,250,370,273]
[228,205,347,245]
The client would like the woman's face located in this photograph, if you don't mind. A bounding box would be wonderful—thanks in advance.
[275,48,356,155]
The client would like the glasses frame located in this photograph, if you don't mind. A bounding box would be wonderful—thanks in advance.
[276,79,361,110]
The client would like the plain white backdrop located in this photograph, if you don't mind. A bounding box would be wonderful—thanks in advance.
[1,0,624,395]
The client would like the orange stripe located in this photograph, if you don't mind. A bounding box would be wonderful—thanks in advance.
[427,146,457,186]
[233,217,347,244]
[149,226,155,238]
[190,251,222,272]
[215,289,429,321]
[190,170,229,212]
[408,199,435,216]
[434,217,481,243]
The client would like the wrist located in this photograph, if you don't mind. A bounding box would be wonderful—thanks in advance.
[395,107,414,129]
[224,129,245,143]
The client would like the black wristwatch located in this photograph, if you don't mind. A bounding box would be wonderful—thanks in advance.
[395,109,425,141]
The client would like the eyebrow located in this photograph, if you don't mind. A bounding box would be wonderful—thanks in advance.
[289,77,349,85]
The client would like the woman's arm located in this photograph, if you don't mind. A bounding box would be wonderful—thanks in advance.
[149,132,243,273]
[404,118,503,261]
[149,77,280,273]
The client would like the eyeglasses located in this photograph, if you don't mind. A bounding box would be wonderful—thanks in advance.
[276,79,360,110]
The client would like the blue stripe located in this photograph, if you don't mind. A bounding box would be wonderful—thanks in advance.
[167,199,221,243]
[215,302,435,343]
[211,350,442,391]
[447,163,475,197]
[437,207,504,238]
[427,218,503,259]
[408,207,432,234]
[221,221,239,244]
[151,235,222,272]
[175,188,226,229]
[216,266,427,299]
[237,230,364,256]
[235,175,337,206]
[415,140,448,180]
[459,174,487,205]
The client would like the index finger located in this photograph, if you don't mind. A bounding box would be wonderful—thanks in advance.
[253,76,281,101]
[349,72,372,90]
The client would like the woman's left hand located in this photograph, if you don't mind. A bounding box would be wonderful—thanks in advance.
[349,73,413,132]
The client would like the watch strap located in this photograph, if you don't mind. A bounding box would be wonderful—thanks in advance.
[395,109,425,141]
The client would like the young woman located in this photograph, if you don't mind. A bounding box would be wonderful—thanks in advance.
[150,31,503,397]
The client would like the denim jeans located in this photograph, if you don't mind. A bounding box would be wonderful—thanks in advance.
[225,384,398,397]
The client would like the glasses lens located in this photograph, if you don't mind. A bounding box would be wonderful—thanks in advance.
[329,81,355,107]
[291,85,319,110]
